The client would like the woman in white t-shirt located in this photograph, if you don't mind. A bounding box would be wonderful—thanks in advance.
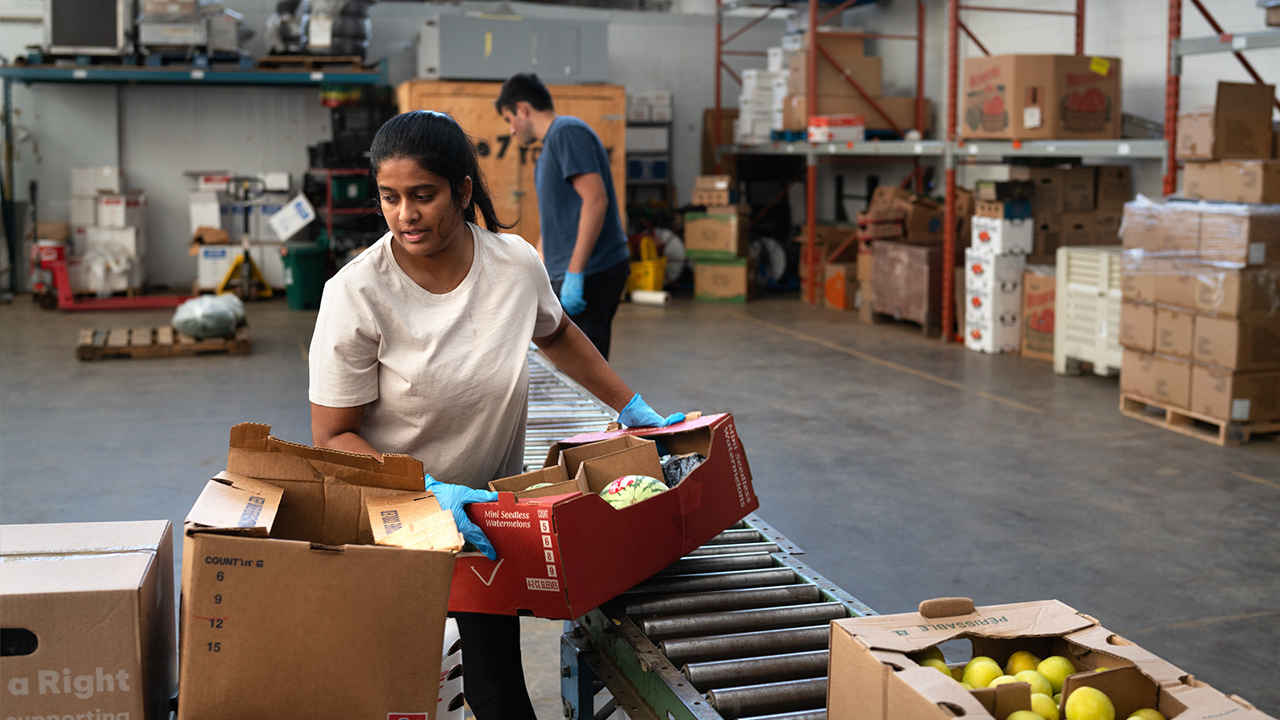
[308,110,681,720]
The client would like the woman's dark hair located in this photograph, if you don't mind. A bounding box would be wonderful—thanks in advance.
[495,73,554,114]
[369,110,510,232]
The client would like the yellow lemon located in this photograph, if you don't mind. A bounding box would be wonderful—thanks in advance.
[960,681,974,690]
[952,667,965,681]
[1006,650,1043,675]
[920,657,951,676]
[990,674,1020,687]
[1064,687,1115,720]
[914,646,945,664]
[1038,656,1077,693]
[1126,711,1165,720]
[1009,712,1043,720]
[1015,669,1053,697]
[1032,692,1061,720]
[963,658,1004,688]
[1054,692,1063,706]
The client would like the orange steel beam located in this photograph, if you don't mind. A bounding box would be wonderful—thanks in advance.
[1075,0,1085,54]
[1164,0,1181,196]
[957,21,991,56]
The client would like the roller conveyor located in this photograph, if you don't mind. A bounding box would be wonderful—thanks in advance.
[524,351,876,720]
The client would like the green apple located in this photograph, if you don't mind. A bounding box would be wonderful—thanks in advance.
[1015,669,1053,697]
[1038,655,1077,693]
[1031,692,1060,720]
[962,657,1004,688]
[1064,687,1115,720]
[1006,650,1043,675]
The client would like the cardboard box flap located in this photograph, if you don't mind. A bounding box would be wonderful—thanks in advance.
[366,492,462,552]
[186,471,283,535]
[834,598,1096,653]
[0,520,170,595]
[227,422,424,492]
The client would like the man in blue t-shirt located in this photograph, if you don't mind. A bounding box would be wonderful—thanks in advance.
[497,73,631,360]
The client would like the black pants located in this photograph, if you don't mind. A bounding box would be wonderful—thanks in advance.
[451,612,537,720]
[552,259,631,361]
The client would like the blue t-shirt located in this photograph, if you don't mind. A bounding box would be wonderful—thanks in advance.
[535,116,630,282]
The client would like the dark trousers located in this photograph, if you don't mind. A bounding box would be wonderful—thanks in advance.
[451,612,537,720]
[552,259,631,361]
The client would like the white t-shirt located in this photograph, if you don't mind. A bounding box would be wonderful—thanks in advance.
[308,224,563,489]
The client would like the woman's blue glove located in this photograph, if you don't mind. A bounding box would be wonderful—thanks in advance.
[425,476,499,560]
[618,393,685,428]
[560,272,587,315]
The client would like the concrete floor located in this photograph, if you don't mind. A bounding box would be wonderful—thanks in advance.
[2,294,1278,717]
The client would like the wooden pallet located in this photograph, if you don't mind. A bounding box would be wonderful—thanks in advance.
[1119,394,1280,447]
[256,55,364,70]
[76,327,251,361]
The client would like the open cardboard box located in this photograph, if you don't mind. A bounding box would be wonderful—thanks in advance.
[177,423,459,720]
[828,597,1273,720]
[451,412,757,619]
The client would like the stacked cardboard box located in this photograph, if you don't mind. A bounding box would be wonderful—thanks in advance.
[1178,82,1280,204]
[965,184,1033,354]
[735,69,788,145]
[781,30,933,135]
[189,172,295,290]
[1007,165,1130,265]
[1118,199,1280,422]
[687,176,756,302]
[67,165,148,295]
[796,224,858,310]
[961,54,1123,140]
[627,90,672,123]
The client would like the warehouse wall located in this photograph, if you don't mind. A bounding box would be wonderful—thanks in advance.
[4,0,1278,286]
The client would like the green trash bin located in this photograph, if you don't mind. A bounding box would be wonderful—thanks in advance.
[281,241,328,310]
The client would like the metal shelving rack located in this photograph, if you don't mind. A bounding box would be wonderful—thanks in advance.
[1163,0,1280,195]
[713,0,931,305]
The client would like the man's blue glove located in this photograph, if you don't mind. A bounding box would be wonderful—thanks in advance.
[618,393,685,428]
[425,476,499,560]
[560,272,587,315]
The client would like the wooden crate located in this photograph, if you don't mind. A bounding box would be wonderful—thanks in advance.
[870,240,944,336]
[1120,393,1280,446]
[396,80,627,244]
[76,327,251,361]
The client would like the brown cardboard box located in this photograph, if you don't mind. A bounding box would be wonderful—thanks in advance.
[695,175,732,190]
[692,189,737,206]
[870,186,944,242]
[1021,268,1055,361]
[1028,212,1063,265]
[827,597,1270,720]
[962,54,1122,140]
[1154,265,1203,310]
[1094,165,1132,213]
[1121,347,1155,398]
[177,424,459,720]
[1061,212,1096,246]
[1191,366,1280,422]
[788,51,883,99]
[1175,82,1276,160]
[1194,314,1280,371]
[1193,266,1280,317]
[1095,212,1122,245]
[695,257,757,302]
[684,213,746,259]
[1154,203,1200,254]
[1183,160,1280,205]
[1155,306,1195,358]
[1198,204,1280,266]
[1120,300,1156,351]
[782,94,933,132]
[0,521,175,720]
[1008,167,1064,213]
[1060,167,1096,213]
[1120,201,1160,251]
[144,0,196,14]
[1151,354,1193,408]
[36,221,71,242]
[702,107,738,176]
[824,262,858,310]
[1121,264,1158,303]
[802,29,864,57]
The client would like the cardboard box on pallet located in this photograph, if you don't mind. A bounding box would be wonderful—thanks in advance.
[1119,300,1156,352]
[1021,267,1056,362]
[871,186,944,243]
[1121,349,1192,409]
[0,520,175,720]
[1183,160,1280,205]
[824,262,858,310]
[962,54,1122,140]
[1191,366,1280,422]
[1198,203,1280,266]
[1194,314,1280,371]
[1175,82,1276,161]
[177,424,459,720]
[1192,266,1280,317]
[782,94,933,133]
[1155,306,1195,358]
[827,597,1274,720]
[448,414,756,619]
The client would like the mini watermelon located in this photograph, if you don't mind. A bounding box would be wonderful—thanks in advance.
[599,475,667,509]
